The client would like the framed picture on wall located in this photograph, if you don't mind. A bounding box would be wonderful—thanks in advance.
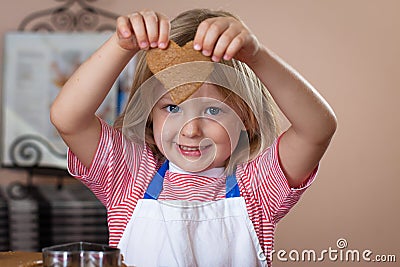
[1,32,123,169]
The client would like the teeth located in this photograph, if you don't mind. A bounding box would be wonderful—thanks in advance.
[179,145,208,151]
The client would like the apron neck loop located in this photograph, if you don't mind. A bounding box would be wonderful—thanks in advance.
[143,161,240,200]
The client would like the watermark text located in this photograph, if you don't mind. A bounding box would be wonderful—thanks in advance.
[270,238,396,263]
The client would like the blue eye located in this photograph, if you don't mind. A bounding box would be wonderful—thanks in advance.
[206,107,221,115]
[166,105,181,113]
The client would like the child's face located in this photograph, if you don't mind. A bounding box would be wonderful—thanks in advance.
[152,83,245,172]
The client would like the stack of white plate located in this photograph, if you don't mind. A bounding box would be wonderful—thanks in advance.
[3,181,108,251]
[7,185,42,251]
[37,182,108,247]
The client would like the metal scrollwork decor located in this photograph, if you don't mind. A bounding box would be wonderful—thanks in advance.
[9,135,67,168]
[18,0,119,32]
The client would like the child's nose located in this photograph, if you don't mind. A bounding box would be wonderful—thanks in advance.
[180,118,202,137]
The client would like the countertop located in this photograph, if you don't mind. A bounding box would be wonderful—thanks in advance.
[0,252,42,267]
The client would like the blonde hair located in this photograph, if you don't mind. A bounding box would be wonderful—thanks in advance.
[114,9,281,172]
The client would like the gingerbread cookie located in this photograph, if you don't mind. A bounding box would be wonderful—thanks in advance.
[146,40,213,104]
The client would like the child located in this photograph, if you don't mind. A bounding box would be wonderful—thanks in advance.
[50,8,337,267]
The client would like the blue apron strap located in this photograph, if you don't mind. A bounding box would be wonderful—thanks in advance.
[143,160,169,200]
[225,170,240,198]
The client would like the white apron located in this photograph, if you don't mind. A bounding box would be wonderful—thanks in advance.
[118,161,267,267]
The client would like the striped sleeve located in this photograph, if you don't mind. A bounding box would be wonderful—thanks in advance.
[244,134,318,224]
[67,117,144,208]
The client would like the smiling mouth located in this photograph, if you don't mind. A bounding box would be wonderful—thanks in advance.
[177,144,212,157]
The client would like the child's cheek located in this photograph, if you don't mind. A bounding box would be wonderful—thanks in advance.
[154,121,174,154]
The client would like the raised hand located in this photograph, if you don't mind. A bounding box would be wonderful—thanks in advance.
[116,10,171,51]
[193,16,260,64]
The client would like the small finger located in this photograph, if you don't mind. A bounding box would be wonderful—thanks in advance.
[141,10,159,48]
[224,32,247,60]
[157,13,170,49]
[201,20,229,57]
[211,28,241,62]
[116,16,133,39]
[193,18,216,52]
[129,12,149,49]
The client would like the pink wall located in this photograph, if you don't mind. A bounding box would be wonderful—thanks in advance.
[1,1,399,266]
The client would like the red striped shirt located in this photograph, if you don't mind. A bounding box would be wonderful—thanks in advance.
[68,118,317,266]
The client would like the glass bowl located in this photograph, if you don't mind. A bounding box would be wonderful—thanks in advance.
[42,242,121,267]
